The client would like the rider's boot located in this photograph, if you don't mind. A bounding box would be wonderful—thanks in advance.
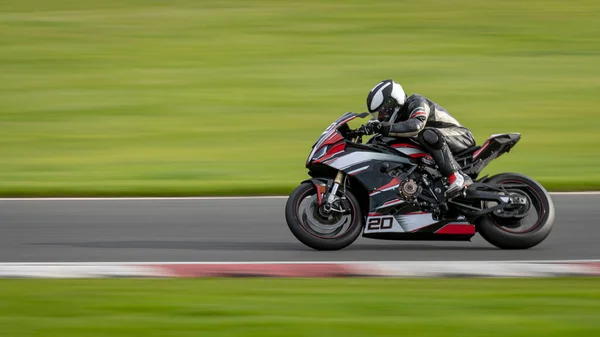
[419,128,473,198]
[427,136,472,198]
[446,170,472,198]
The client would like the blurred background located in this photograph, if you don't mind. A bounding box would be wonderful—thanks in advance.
[1,2,600,336]
[1,0,599,197]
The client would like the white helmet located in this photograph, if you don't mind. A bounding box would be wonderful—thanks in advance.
[366,79,407,121]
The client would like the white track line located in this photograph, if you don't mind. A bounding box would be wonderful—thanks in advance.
[548,192,600,195]
[0,192,598,201]
[1,259,599,266]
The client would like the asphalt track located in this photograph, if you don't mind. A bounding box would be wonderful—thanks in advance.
[1,195,598,262]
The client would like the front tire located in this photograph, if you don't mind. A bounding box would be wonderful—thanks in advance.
[285,182,364,251]
[476,173,555,249]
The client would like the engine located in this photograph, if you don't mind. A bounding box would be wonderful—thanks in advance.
[399,178,419,200]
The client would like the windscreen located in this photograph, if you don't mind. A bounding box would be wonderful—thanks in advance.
[311,112,369,147]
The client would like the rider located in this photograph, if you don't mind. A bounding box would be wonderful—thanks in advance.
[364,79,476,197]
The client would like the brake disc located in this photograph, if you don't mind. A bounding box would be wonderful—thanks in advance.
[301,196,351,235]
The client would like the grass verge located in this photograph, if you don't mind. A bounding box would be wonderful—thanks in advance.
[0,278,599,336]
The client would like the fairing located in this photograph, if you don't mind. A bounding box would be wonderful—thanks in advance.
[306,112,369,165]
[304,113,520,241]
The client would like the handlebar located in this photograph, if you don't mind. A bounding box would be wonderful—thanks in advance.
[346,126,367,138]
[346,122,385,144]
[345,125,373,145]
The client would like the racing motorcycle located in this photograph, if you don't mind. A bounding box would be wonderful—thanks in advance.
[285,112,555,250]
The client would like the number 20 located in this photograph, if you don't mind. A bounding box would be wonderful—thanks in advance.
[367,217,393,230]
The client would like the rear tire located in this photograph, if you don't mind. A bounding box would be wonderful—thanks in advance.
[476,173,555,249]
[285,182,364,251]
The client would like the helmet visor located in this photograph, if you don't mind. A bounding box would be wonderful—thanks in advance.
[373,97,398,121]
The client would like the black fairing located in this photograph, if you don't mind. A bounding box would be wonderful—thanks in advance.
[308,133,521,210]
[302,112,522,242]
[308,144,417,193]
[307,141,419,215]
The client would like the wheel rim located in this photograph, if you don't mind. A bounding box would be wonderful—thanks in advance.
[295,189,354,239]
[487,179,546,234]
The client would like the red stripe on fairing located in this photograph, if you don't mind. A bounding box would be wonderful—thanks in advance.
[435,224,475,235]
[382,198,403,206]
[323,133,343,146]
[328,142,346,155]
[315,142,346,163]
[409,153,433,159]
[392,143,422,149]
[472,140,490,159]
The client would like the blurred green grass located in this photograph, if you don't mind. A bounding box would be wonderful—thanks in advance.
[1,278,599,336]
[1,0,599,196]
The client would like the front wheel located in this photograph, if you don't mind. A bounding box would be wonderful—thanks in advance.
[476,173,555,249]
[285,182,364,251]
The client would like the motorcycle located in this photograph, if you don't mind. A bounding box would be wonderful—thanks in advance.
[285,112,555,250]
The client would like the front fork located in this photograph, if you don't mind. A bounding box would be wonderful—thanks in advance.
[320,134,360,209]
[322,171,345,213]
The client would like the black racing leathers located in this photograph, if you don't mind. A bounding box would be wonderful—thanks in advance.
[380,94,476,177]
[382,94,475,153]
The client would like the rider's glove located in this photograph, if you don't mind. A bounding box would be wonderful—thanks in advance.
[364,120,384,135]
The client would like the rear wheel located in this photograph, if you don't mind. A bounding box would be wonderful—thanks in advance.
[285,182,364,251]
[476,173,555,249]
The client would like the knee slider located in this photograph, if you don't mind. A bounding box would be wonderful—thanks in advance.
[420,128,443,149]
